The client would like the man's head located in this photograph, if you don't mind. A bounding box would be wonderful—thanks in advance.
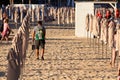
[38,21,42,26]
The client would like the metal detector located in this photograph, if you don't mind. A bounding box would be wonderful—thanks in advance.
[28,49,35,58]
[28,42,35,58]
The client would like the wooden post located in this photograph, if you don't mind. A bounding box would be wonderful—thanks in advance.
[10,0,14,4]
[11,7,14,20]
[41,5,44,21]
[29,0,31,4]
[57,8,60,25]
[22,0,24,4]
[20,7,23,23]
[66,8,70,24]
[14,10,18,29]
[37,6,40,21]
[70,8,73,24]
[53,8,57,20]
[62,8,65,25]
[32,9,35,22]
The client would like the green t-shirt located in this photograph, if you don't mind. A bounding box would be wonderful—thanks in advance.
[34,26,45,40]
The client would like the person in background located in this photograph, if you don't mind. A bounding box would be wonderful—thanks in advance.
[106,9,111,19]
[0,12,8,33]
[32,21,46,60]
[1,18,11,42]
[115,9,120,19]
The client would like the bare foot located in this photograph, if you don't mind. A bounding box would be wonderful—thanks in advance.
[110,61,115,68]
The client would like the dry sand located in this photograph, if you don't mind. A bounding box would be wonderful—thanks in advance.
[0,27,119,80]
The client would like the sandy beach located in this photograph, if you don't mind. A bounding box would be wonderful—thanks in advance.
[0,26,119,80]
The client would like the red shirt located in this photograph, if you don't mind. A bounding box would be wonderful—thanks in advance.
[97,11,102,19]
[115,9,119,18]
[106,10,111,19]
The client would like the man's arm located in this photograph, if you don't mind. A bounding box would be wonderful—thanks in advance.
[43,27,46,39]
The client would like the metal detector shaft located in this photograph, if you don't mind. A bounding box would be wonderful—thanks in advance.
[28,50,34,58]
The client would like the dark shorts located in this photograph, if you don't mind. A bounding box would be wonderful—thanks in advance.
[35,40,45,49]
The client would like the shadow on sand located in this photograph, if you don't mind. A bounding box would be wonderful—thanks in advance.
[0,72,5,77]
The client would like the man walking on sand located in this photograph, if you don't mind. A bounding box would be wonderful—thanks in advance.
[32,21,46,60]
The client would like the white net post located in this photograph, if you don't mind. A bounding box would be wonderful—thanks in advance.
[57,8,60,25]
[53,8,57,20]
[20,7,24,23]
[37,6,40,21]
[32,8,35,22]
[41,5,44,21]
[61,8,65,25]
[70,8,73,24]
[66,8,70,24]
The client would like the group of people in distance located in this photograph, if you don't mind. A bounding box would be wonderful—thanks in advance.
[97,8,120,80]
[86,7,120,80]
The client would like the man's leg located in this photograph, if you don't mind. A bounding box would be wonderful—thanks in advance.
[111,48,117,67]
[40,40,45,60]
[36,49,39,59]
[41,48,44,60]
[35,40,40,59]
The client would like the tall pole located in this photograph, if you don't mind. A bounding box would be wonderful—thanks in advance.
[29,0,31,4]
[22,0,24,4]
[48,0,50,5]
[10,0,14,4]
[9,0,11,4]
